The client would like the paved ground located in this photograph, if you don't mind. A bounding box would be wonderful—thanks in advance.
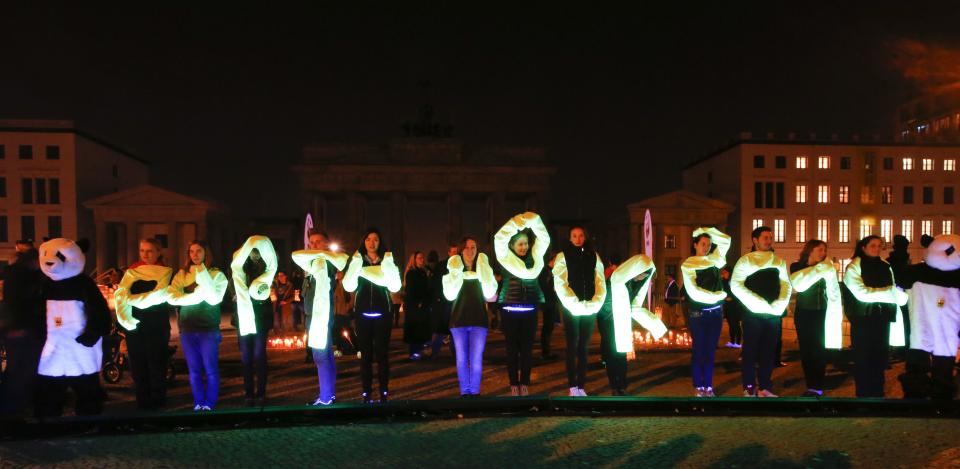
[2,416,959,468]
[6,314,956,468]
[94,314,909,413]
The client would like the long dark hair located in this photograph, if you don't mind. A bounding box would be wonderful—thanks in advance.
[358,227,386,260]
[852,235,883,260]
[690,232,716,256]
[509,228,536,260]
[181,239,214,273]
[458,236,479,272]
[796,239,826,268]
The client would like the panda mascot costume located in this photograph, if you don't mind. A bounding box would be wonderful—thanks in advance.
[899,234,960,399]
[35,238,111,417]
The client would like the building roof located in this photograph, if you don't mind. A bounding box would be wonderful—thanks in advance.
[0,119,150,165]
[684,136,960,170]
[83,184,217,210]
[627,190,735,212]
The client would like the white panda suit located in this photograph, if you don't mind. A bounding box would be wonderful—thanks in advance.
[899,234,960,399]
[35,238,112,417]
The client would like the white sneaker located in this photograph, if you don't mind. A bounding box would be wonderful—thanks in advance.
[193,405,203,411]
[703,387,716,397]
[731,343,742,349]
[724,342,736,348]
[200,405,212,411]
[694,387,705,397]
[569,387,579,396]
[757,389,778,398]
[577,388,587,397]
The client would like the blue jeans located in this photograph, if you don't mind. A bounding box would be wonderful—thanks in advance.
[311,322,337,403]
[238,331,268,398]
[450,327,487,395]
[687,306,724,388]
[180,331,221,408]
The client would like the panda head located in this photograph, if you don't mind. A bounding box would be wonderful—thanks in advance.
[39,238,86,281]
[925,234,960,272]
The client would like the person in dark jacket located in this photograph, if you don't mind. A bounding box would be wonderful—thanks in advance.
[721,268,742,347]
[230,236,278,407]
[539,253,560,360]
[403,252,432,360]
[494,212,551,397]
[887,234,912,349]
[443,237,498,397]
[0,248,45,416]
[680,227,731,397]
[552,226,606,396]
[114,238,174,410]
[168,241,228,410]
[789,239,843,398]
[342,228,402,403]
[842,235,908,397]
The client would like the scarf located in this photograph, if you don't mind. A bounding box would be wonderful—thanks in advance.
[114,264,172,331]
[230,236,278,336]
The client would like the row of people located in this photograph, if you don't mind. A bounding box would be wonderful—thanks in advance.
[2,212,955,417]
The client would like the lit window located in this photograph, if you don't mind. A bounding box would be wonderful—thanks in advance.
[817,219,829,242]
[944,220,955,235]
[818,185,830,203]
[664,234,677,249]
[881,186,893,204]
[773,219,785,242]
[861,186,874,204]
[945,159,956,171]
[818,155,830,169]
[880,219,893,242]
[922,158,934,171]
[838,219,850,243]
[860,219,872,239]
[795,219,807,243]
[796,185,807,203]
[921,219,932,236]
[838,185,850,204]
[901,220,914,241]
[903,157,914,170]
[752,219,764,230]
[796,156,808,169]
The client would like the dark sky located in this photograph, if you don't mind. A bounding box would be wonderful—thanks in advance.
[2,3,958,222]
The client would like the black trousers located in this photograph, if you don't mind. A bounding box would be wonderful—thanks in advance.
[501,308,538,386]
[741,312,781,391]
[563,308,595,388]
[0,333,44,416]
[238,331,268,399]
[357,310,393,394]
[541,304,558,356]
[794,308,827,391]
[724,302,743,345]
[597,312,627,392]
[850,315,890,397]
[34,373,104,418]
[125,321,171,409]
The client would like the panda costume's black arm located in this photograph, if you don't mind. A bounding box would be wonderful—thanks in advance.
[76,276,112,347]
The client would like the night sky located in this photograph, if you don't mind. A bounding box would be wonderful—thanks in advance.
[2,3,958,223]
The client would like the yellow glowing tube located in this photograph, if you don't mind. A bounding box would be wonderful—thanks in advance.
[230,235,278,336]
[790,260,843,349]
[680,227,731,305]
[552,252,607,316]
[292,249,349,349]
[842,256,909,346]
[730,251,792,316]
[114,264,172,331]
[610,254,667,353]
[342,252,402,293]
[494,212,551,280]
[442,253,499,301]
[167,266,228,307]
